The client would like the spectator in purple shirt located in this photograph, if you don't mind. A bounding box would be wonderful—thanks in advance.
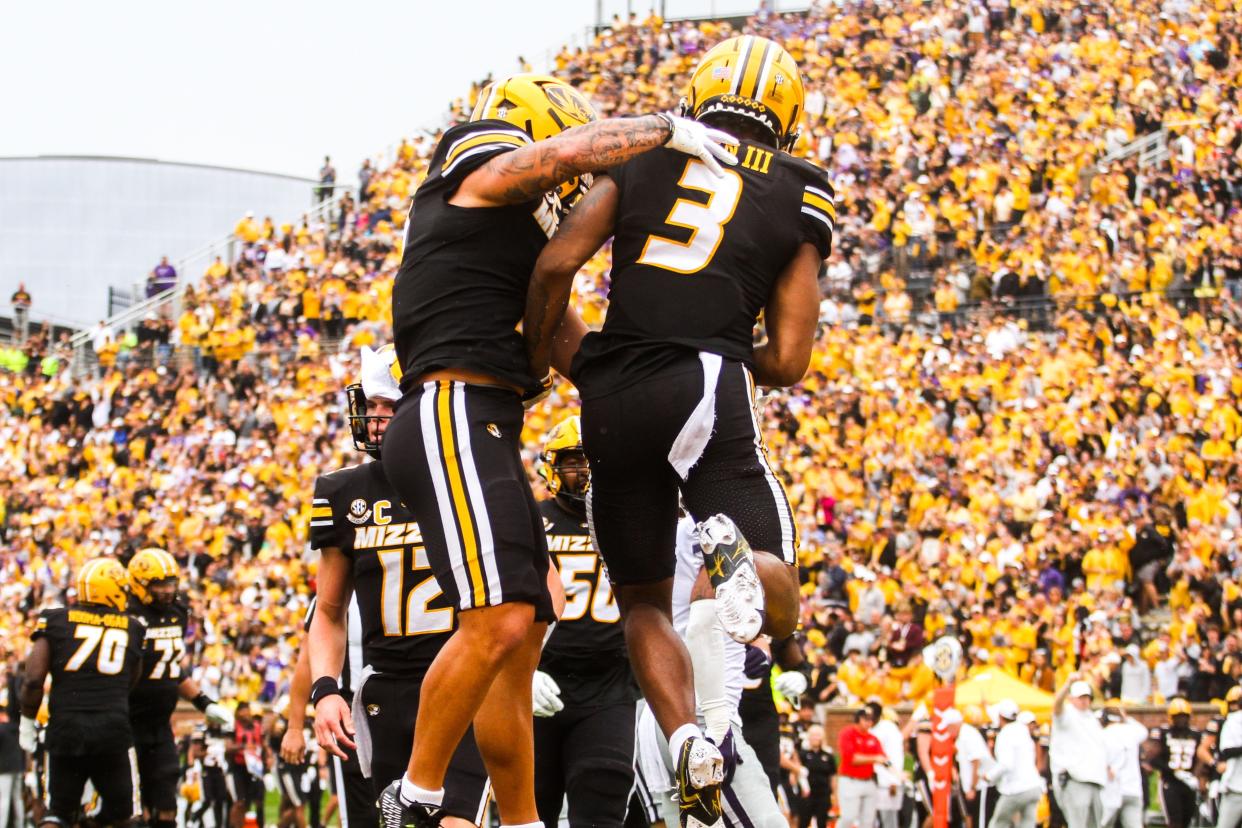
[147,256,177,297]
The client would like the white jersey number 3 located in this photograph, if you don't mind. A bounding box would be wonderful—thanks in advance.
[637,160,743,274]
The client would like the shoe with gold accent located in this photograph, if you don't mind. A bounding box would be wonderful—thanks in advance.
[696,514,764,644]
[675,736,724,828]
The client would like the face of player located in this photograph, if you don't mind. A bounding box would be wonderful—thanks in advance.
[555,451,589,498]
[367,397,395,443]
[149,577,178,608]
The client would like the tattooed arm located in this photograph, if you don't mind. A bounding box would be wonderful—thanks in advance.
[525,176,619,380]
[452,115,670,208]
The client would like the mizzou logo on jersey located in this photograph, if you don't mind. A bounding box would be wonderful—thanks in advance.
[347,498,372,525]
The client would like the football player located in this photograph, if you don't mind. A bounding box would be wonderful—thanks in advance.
[1150,697,1203,828]
[18,558,147,828]
[126,547,233,828]
[308,345,490,828]
[524,36,830,827]
[738,635,807,796]
[380,72,736,828]
[632,517,789,828]
[531,416,636,827]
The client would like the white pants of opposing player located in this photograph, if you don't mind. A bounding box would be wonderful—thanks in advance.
[635,704,784,828]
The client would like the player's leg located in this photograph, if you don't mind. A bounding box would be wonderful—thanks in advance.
[87,748,139,828]
[681,362,800,641]
[139,737,180,828]
[42,753,88,828]
[724,726,787,828]
[562,702,635,828]
[532,708,567,827]
[383,383,552,824]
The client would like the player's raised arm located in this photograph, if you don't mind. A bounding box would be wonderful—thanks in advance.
[525,175,619,380]
[453,76,736,209]
[751,241,822,387]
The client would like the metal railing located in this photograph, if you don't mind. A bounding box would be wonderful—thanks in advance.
[69,190,356,375]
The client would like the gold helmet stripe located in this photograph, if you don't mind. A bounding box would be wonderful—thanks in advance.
[746,38,776,99]
[79,559,102,603]
[752,39,779,101]
[157,548,177,574]
[729,36,757,95]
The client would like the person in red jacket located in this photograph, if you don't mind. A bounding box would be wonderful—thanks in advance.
[837,707,890,828]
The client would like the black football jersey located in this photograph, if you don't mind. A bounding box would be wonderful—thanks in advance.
[128,598,190,740]
[394,119,563,395]
[34,605,144,755]
[310,460,455,678]
[1152,724,1201,778]
[538,499,633,706]
[572,142,835,396]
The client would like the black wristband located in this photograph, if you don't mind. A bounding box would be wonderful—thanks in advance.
[192,693,215,713]
[310,676,343,706]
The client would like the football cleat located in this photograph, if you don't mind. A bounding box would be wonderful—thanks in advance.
[377,780,443,828]
[696,514,765,643]
[675,737,724,828]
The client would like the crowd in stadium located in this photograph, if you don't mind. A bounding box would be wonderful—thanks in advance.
[1,0,1240,825]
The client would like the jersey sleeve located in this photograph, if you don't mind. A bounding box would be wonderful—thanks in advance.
[309,474,344,551]
[31,608,55,642]
[435,120,533,186]
[792,161,836,259]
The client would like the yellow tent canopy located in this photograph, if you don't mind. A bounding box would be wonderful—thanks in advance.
[954,669,1055,714]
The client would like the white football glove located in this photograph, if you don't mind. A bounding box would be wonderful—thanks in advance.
[205,702,235,728]
[532,670,564,718]
[774,671,809,705]
[657,113,739,177]
[18,716,38,754]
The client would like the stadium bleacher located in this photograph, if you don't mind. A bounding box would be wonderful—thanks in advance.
[1,0,1240,810]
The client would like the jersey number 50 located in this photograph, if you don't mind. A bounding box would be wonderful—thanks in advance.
[637,160,744,275]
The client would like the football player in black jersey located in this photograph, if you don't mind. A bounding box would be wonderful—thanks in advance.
[309,345,489,828]
[525,36,829,828]
[380,72,736,828]
[1150,698,1203,828]
[739,635,807,797]
[531,416,636,827]
[18,558,147,828]
[126,547,233,828]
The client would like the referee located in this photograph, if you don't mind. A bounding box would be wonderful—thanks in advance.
[1050,673,1108,828]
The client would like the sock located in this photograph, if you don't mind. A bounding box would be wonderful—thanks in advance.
[399,776,444,808]
[669,722,704,762]
[687,599,730,743]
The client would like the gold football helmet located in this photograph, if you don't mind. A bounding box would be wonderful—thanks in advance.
[471,74,599,205]
[537,416,589,507]
[1167,697,1193,718]
[77,557,130,612]
[471,74,597,142]
[127,547,180,606]
[685,35,805,150]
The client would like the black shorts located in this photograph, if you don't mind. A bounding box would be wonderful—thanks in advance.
[135,736,180,814]
[46,749,138,824]
[534,698,635,828]
[382,381,554,620]
[277,761,310,808]
[227,765,265,805]
[203,766,230,802]
[739,709,781,794]
[581,354,797,584]
[359,672,490,824]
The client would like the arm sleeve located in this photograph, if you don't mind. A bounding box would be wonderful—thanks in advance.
[436,121,533,186]
[796,167,836,259]
[30,610,51,642]
[309,476,342,551]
